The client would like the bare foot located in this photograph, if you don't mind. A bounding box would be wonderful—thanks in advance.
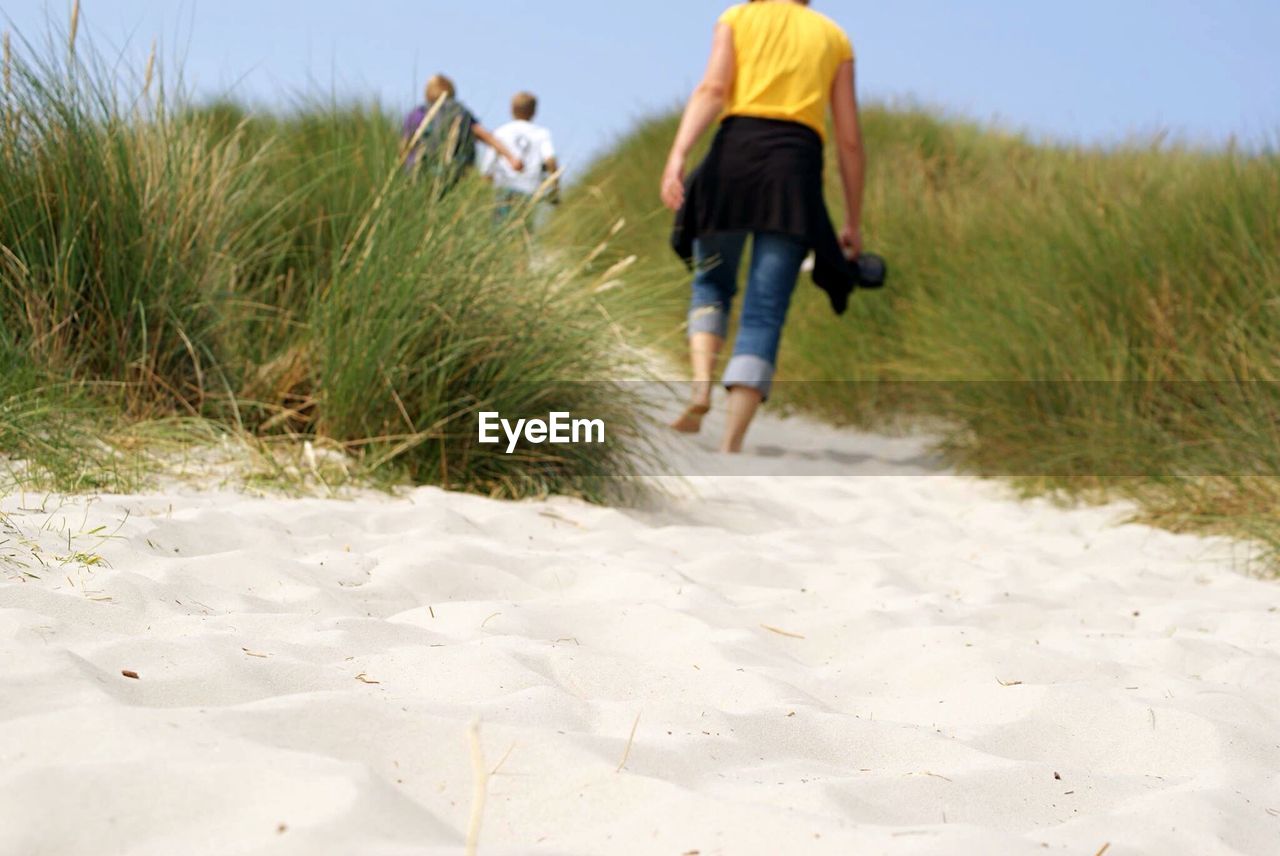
[670,403,710,434]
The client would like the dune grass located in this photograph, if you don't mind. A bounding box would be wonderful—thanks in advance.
[0,18,648,501]
[4,9,1277,543]
[553,109,1280,554]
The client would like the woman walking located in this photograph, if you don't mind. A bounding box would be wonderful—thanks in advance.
[664,0,866,453]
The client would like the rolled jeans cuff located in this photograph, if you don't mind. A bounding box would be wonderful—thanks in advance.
[688,304,730,339]
[723,354,775,400]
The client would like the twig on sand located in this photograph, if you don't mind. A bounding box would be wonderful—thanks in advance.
[355,672,380,685]
[996,678,1024,687]
[617,713,641,773]
[761,624,806,640]
[1094,844,1111,856]
[466,720,489,856]
[490,741,517,777]
[538,509,583,528]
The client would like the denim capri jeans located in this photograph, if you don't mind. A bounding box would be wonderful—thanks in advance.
[688,231,808,400]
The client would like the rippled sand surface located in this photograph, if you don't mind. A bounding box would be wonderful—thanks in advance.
[2,414,1278,855]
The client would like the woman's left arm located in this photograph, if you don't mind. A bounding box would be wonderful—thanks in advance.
[473,124,524,172]
[661,23,736,211]
[831,60,865,257]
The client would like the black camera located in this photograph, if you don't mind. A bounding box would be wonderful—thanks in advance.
[854,252,888,289]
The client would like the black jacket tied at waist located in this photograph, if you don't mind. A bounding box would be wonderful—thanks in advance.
[671,116,858,315]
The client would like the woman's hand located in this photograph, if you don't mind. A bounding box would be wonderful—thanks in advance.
[661,157,686,211]
[839,223,863,260]
[505,153,525,173]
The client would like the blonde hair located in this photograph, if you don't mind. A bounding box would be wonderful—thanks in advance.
[511,91,538,121]
[425,74,456,104]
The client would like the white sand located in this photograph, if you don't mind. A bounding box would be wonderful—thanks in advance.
[2,413,1279,856]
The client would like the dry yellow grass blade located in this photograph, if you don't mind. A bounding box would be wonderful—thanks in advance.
[465,720,489,856]
[337,92,448,271]
[761,623,806,640]
[2,30,11,162]
[68,0,80,58]
[616,712,641,773]
[142,39,155,99]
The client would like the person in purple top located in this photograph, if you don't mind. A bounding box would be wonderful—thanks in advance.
[401,74,523,186]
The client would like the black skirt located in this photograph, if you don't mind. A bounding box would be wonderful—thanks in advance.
[671,116,857,315]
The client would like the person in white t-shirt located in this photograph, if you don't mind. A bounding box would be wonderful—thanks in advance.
[483,92,560,219]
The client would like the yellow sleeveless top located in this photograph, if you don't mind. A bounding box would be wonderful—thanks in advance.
[719,3,854,141]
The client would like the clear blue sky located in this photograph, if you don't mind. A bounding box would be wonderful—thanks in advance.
[4,1,1278,170]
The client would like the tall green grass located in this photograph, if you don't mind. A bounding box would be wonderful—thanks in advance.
[0,20,647,500]
[555,109,1280,549]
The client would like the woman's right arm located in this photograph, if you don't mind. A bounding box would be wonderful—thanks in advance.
[831,60,866,258]
[472,124,524,173]
[661,23,736,211]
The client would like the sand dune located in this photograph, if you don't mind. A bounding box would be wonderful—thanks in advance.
[2,413,1278,855]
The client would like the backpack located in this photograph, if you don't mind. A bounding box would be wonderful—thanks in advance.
[414,99,477,170]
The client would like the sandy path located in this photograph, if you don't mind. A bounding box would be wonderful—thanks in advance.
[1,412,1278,855]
